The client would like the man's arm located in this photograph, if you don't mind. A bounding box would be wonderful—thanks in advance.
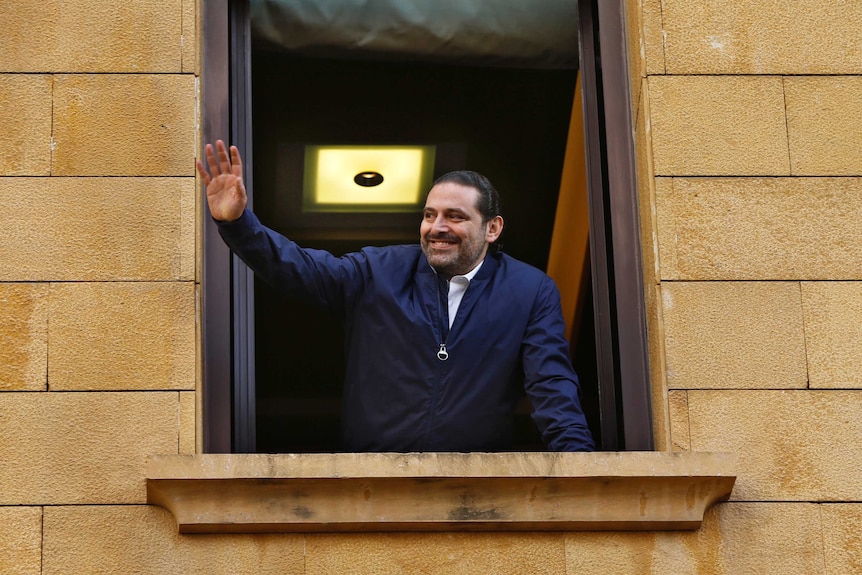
[521,276,596,452]
[197,140,364,313]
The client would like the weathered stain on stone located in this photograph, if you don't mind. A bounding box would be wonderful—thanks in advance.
[447,492,506,521]
[290,506,314,520]
[447,506,504,522]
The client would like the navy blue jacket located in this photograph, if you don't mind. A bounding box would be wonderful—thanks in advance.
[218,210,594,452]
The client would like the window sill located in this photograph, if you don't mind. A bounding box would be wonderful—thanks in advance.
[146,451,736,533]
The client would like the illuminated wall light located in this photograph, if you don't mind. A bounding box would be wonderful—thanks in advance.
[354,171,384,187]
[303,145,436,212]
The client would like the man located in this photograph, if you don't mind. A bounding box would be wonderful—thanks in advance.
[198,140,594,452]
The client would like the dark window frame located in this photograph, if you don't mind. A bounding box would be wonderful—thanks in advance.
[201,0,653,453]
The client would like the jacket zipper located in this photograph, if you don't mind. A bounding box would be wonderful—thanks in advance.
[423,275,449,446]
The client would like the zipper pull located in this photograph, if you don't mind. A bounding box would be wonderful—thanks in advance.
[437,343,449,361]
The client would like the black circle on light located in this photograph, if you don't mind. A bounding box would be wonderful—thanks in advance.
[354,171,384,187]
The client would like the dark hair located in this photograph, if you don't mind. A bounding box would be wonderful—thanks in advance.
[431,170,502,223]
[430,170,504,252]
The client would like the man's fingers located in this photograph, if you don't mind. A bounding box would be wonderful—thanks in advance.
[205,143,219,176]
[217,140,232,174]
[230,146,243,179]
[200,140,243,194]
[195,160,212,186]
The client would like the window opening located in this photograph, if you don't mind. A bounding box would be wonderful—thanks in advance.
[202,0,651,453]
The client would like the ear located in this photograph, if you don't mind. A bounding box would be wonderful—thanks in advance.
[485,215,504,243]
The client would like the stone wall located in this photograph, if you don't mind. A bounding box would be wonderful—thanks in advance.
[0,1,198,573]
[630,0,862,573]
[1,0,861,573]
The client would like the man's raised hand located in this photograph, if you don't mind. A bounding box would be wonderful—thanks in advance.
[196,140,247,222]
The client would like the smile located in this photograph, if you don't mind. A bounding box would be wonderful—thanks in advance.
[429,240,457,249]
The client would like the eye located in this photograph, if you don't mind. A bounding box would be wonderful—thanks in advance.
[423,212,434,220]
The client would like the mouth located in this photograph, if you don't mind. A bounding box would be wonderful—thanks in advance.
[427,237,459,250]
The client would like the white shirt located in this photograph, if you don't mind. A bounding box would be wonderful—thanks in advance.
[444,261,483,329]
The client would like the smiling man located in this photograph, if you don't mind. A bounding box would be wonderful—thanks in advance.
[199,140,594,452]
[420,173,503,277]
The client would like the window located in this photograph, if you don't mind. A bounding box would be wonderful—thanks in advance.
[201,0,652,453]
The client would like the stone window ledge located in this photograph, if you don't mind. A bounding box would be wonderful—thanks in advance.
[146,451,736,533]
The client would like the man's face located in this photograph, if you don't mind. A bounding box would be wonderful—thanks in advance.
[420,182,503,276]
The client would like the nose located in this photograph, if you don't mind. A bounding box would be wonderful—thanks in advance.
[430,214,449,233]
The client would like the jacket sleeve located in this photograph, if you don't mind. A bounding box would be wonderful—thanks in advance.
[215,209,364,314]
[521,276,595,452]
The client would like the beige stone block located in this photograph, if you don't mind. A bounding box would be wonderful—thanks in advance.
[179,391,196,454]
[565,502,824,575]
[0,0,182,73]
[688,390,862,501]
[0,284,48,391]
[661,282,807,389]
[182,163,197,280]
[662,0,862,75]
[48,282,194,391]
[649,76,789,176]
[0,177,195,281]
[630,73,642,136]
[626,0,645,123]
[642,0,665,75]
[182,0,197,73]
[653,177,678,278]
[0,75,51,176]
[52,74,195,176]
[656,177,862,280]
[193,284,202,452]
[635,105,665,441]
[195,160,204,283]
[0,507,41,575]
[306,532,565,575]
[823,504,862,575]
[667,390,689,452]
[646,284,670,450]
[786,77,862,176]
[636,79,659,287]
[0,392,179,504]
[42,505,304,575]
[802,282,862,389]
[626,0,645,81]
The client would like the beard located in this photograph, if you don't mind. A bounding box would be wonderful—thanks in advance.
[421,229,488,277]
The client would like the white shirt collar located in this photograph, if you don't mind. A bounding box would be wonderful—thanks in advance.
[454,259,484,283]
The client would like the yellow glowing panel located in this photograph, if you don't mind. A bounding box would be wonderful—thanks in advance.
[303,145,435,212]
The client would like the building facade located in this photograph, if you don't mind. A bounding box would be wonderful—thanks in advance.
[1,0,860,573]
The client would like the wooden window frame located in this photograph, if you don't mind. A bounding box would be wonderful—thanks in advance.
[201,0,652,453]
